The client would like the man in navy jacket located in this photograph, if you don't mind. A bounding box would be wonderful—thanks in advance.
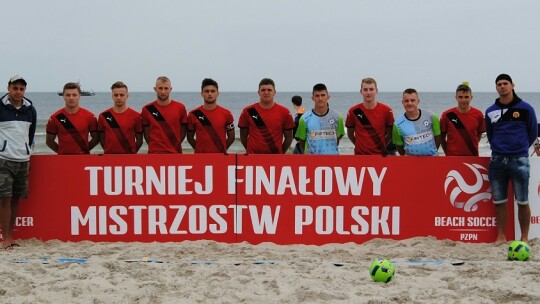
[485,74,538,245]
[0,75,36,250]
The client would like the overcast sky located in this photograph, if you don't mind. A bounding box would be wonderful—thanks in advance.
[3,0,540,92]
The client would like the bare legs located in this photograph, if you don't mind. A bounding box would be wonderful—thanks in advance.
[494,203,507,245]
[494,202,530,245]
[0,196,19,250]
[517,204,530,243]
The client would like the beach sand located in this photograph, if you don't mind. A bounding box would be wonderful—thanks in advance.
[1,237,539,303]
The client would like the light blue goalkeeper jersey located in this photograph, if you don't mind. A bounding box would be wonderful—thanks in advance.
[295,108,345,155]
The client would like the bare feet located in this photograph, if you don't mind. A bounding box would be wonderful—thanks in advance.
[2,240,20,251]
[493,237,507,246]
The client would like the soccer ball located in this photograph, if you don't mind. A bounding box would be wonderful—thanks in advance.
[369,258,395,283]
[508,240,530,261]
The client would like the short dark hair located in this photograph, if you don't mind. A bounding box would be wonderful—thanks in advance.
[111,81,128,91]
[403,88,418,96]
[312,83,328,94]
[201,78,218,91]
[259,78,275,89]
[456,84,472,94]
[291,95,302,106]
[63,82,81,94]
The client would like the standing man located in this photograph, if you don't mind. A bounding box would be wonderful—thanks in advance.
[345,77,395,155]
[141,76,187,154]
[238,78,295,154]
[295,83,345,154]
[291,95,306,135]
[97,81,143,154]
[440,83,485,156]
[486,74,538,244]
[392,88,441,156]
[0,75,36,250]
[291,95,305,154]
[46,82,98,154]
[187,78,235,153]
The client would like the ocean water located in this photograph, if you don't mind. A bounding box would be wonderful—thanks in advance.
[21,91,540,156]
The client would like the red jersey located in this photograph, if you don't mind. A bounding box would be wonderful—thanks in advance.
[98,107,143,154]
[440,107,485,156]
[238,102,295,154]
[187,105,234,153]
[46,107,98,155]
[345,102,394,155]
[141,100,187,154]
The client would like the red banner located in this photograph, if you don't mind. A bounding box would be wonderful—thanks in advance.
[235,155,504,244]
[11,154,511,244]
[17,154,236,242]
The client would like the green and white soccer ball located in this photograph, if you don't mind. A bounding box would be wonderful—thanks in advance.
[369,258,395,283]
[508,240,530,261]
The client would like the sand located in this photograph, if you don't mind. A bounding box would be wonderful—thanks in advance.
[1,237,539,304]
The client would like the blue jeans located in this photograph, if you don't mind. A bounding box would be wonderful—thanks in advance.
[488,156,530,205]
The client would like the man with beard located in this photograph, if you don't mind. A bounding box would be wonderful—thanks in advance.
[187,78,235,153]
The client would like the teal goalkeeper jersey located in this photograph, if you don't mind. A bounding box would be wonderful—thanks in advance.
[392,109,440,156]
[295,108,345,155]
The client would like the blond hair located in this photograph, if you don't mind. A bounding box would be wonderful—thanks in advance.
[361,77,378,90]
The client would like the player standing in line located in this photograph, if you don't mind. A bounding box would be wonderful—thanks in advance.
[97,81,143,154]
[141,76,187,153]
[345,77,395,155]
[46,82,98,154]
[187,78,235,153]
[392,88,441,156]
[440,83,485,156]
[295,83,345,154]
[238,78,295,154]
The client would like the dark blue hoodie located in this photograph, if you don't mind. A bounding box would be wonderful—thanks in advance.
[485,96,537,157]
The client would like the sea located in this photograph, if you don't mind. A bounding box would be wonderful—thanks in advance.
[19,91,540,156]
